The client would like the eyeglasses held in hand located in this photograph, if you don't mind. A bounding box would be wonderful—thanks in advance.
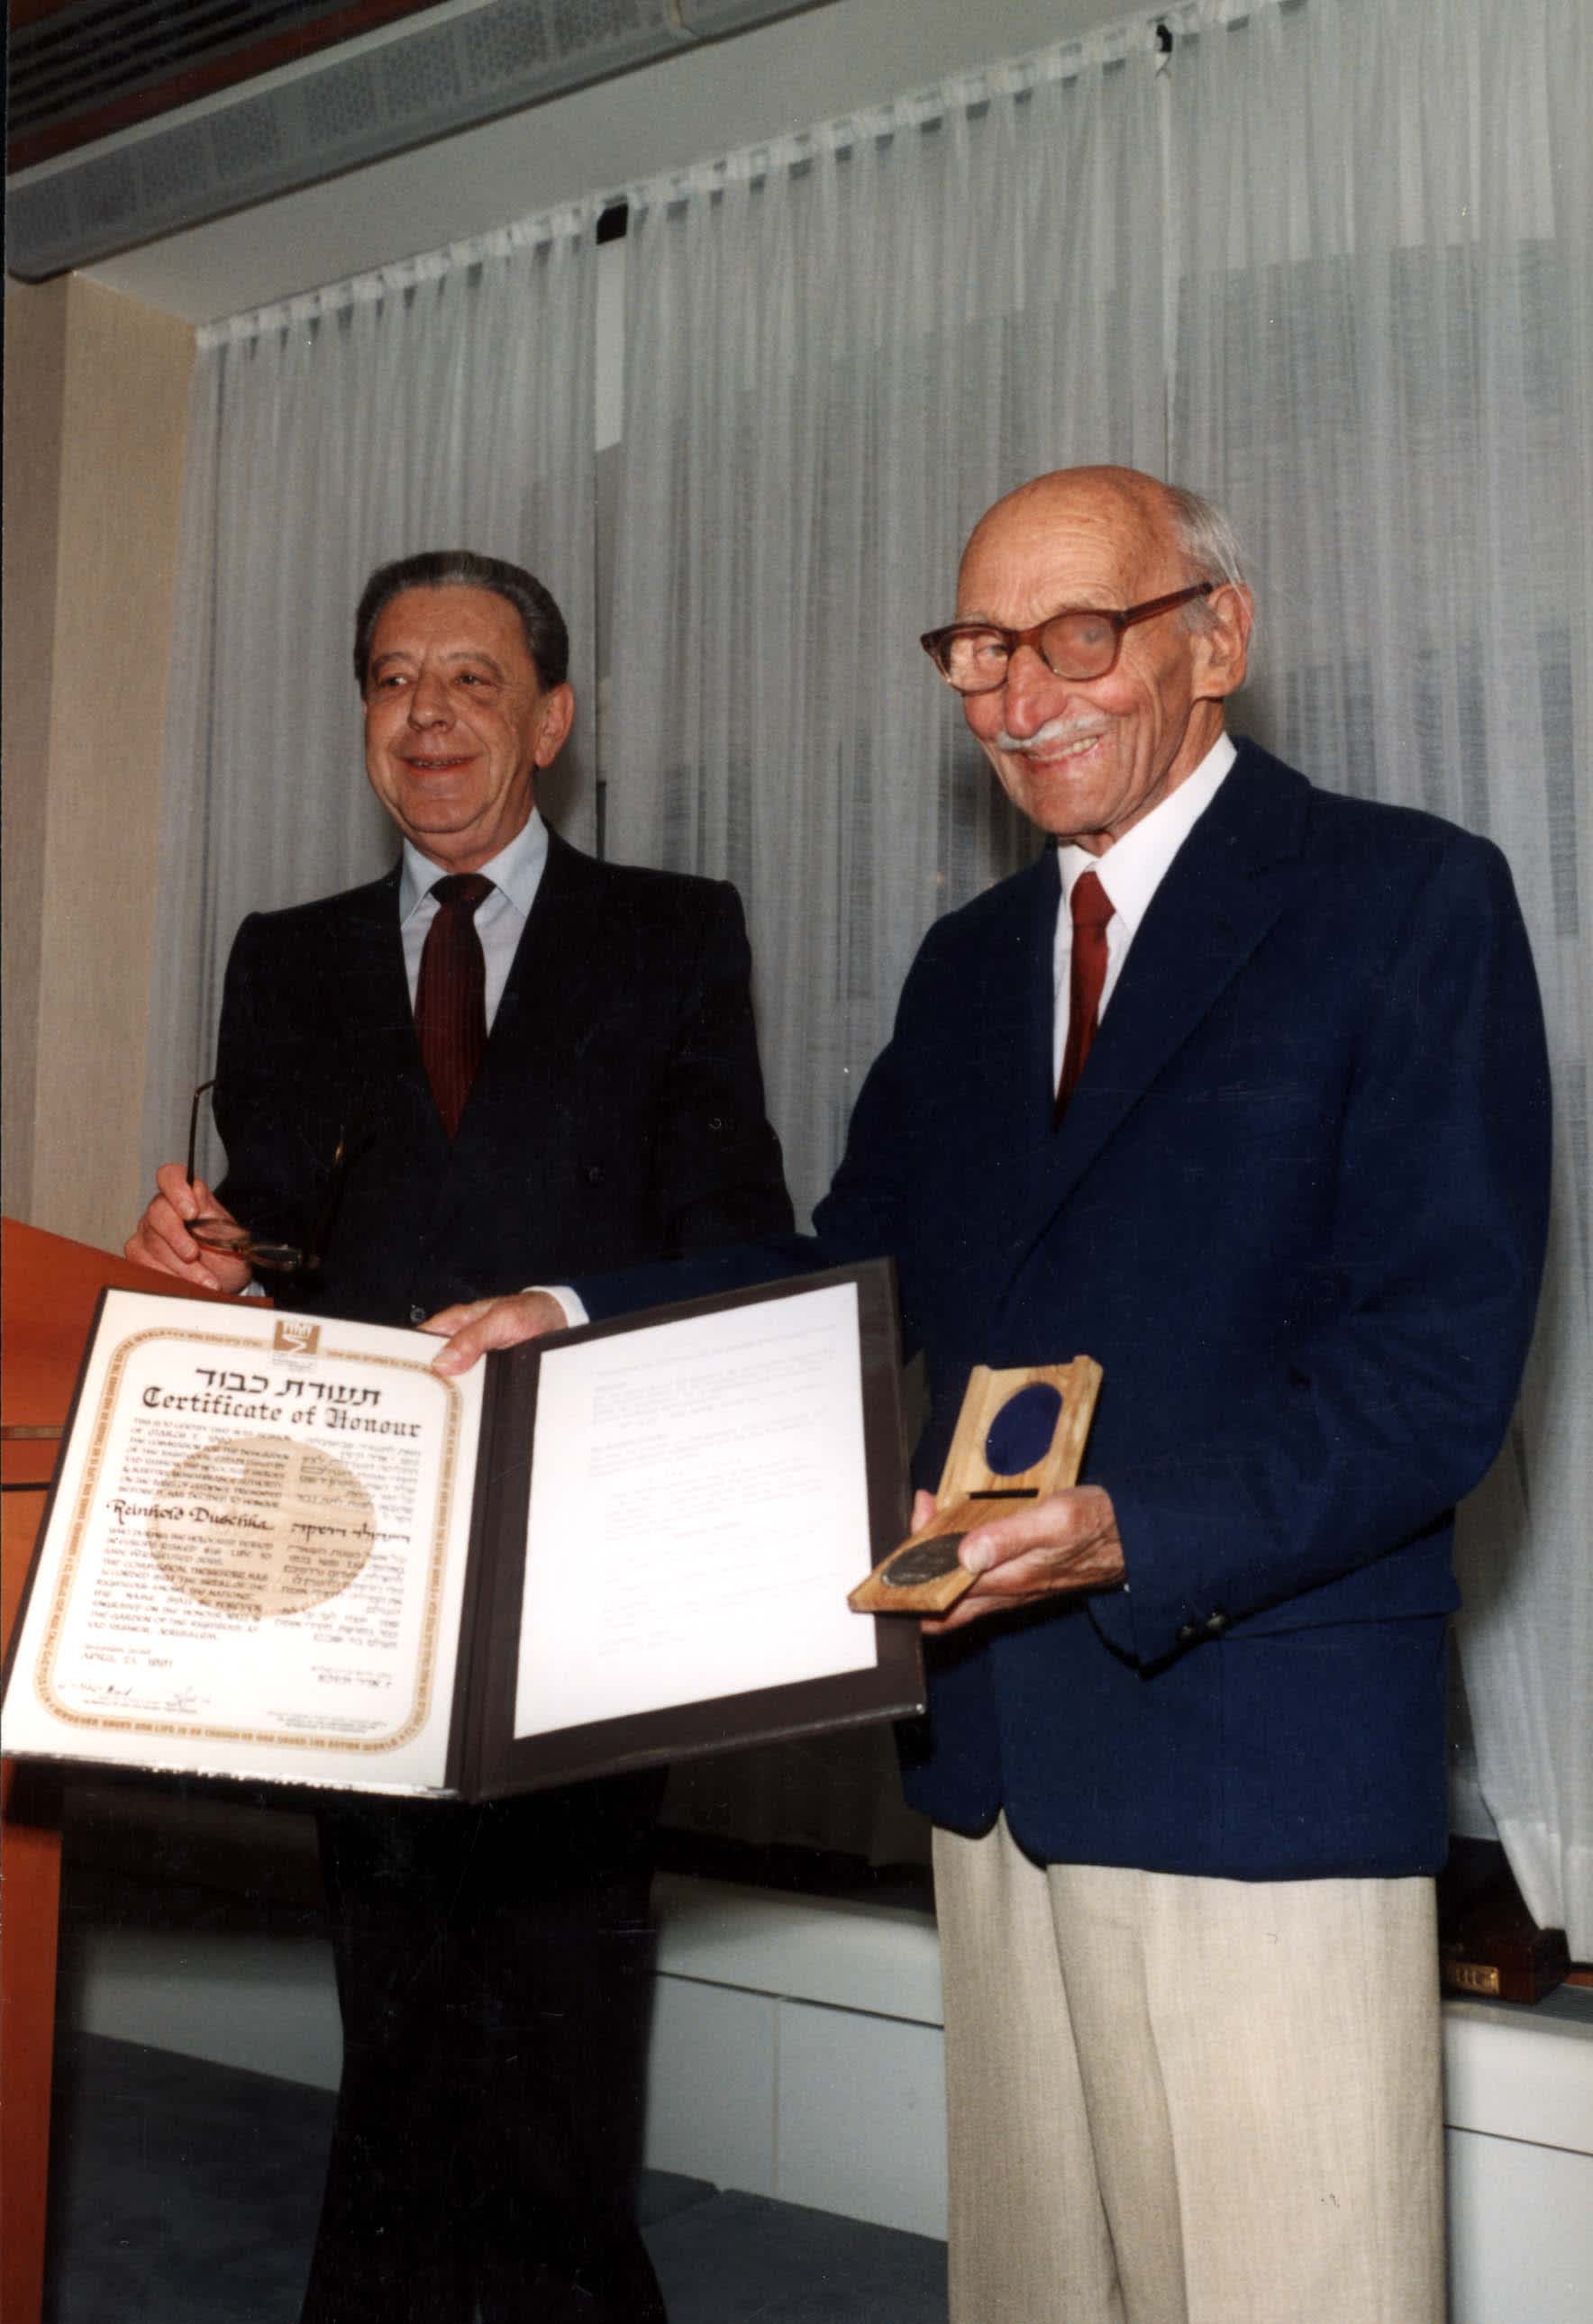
[186,1080,372,1276]
[921,581,1216,694]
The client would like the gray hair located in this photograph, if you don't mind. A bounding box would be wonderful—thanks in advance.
[1164,486,1251,633]
[352,550,569,692]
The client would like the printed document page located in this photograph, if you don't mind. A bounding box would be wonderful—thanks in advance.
[4,1292,483,1791]
[514,1279,876,1738]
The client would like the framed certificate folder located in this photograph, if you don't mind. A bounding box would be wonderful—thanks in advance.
[1,1263,921,1800]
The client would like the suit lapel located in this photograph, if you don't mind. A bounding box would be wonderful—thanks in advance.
[332,867,441,1139]
[999,747,1312,1284]
[978,852,1066,1151]
[463,827,607,1123]
[320,844,606,1230]
[426,826,620,1249]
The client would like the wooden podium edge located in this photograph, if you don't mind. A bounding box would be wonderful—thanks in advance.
[2,1220,230,2324]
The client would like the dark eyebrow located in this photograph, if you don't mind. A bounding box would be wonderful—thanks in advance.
[369,648,509,678]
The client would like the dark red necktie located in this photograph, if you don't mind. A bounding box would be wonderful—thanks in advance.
[1055,868,1114,1121]
[414,873,492,1137]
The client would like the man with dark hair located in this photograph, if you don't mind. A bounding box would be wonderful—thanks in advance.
[351,547,573,695]
[432,468,1551,2324]
[129,550,792,2324]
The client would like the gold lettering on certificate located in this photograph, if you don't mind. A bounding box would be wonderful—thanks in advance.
[149,1437,376,1620]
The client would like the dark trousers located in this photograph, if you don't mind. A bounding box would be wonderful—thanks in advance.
[299,1772,668,2324]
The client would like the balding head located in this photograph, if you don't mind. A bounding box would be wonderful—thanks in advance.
[959,468,1244,621]
[949,466,1252,853]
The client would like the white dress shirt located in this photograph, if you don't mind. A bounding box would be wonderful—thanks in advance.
[1051,734,1235,1082]
[398,805,550,1032]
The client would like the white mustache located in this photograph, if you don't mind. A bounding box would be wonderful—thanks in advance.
[994,718,1109,755]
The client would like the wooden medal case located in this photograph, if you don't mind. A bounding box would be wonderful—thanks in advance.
[849,1357,1102,1614]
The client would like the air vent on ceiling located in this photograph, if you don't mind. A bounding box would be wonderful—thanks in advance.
[6,0,826,282]
[9,4,466,172]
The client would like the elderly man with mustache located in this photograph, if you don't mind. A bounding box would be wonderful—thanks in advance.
[434,469,1550,2324]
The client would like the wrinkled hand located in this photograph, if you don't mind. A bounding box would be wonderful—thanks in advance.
[123,1163,253,1295]
[913,1484,1126,1635]
[423,1290,571,1375]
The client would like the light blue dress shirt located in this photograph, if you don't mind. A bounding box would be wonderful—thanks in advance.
[397,805,550,1032]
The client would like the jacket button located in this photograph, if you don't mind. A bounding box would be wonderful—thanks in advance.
[1205,1609,1228,1634]
[585,1164,605,1186]
[409,1304,426,1324]
[1177,1622,1197,1644]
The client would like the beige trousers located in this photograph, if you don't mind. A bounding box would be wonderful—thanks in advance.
[933,1818,1444,2324]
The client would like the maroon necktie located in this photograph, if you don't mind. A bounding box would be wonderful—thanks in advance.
[1055,868,1114,1121]
[414,873,492,1137]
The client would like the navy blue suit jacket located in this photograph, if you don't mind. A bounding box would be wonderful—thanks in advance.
[817,742,1550,1878]
[587,743,1550,1882]
[213,824,793,1323]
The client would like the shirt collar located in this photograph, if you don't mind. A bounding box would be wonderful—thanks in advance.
[399,805,549,924]
[1056,732,1236,934]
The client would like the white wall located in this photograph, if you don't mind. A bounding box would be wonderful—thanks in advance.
[0,277,194,1249]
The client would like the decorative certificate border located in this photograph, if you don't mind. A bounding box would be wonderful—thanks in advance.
[32,1321,467,1756]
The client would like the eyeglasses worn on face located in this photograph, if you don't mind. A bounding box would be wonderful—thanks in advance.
[921,581,1216,694]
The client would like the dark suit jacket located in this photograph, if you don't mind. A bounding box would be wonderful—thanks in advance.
[214,824,793,1321]
[586,743,1551,1884]
[814,742,1550,1880]
[209,826,786,2324]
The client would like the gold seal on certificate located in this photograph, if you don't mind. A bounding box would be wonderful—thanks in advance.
[849,1358,1103,1614]
[149,1438,378,1620]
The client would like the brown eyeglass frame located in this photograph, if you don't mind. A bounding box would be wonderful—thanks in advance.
[921,581,1216,691]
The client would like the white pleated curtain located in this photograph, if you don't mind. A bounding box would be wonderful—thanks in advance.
[607,40,1171,1231]
[141,208,599,1193]
[1165,0,1591,1959]
[609,0,1590,1940]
